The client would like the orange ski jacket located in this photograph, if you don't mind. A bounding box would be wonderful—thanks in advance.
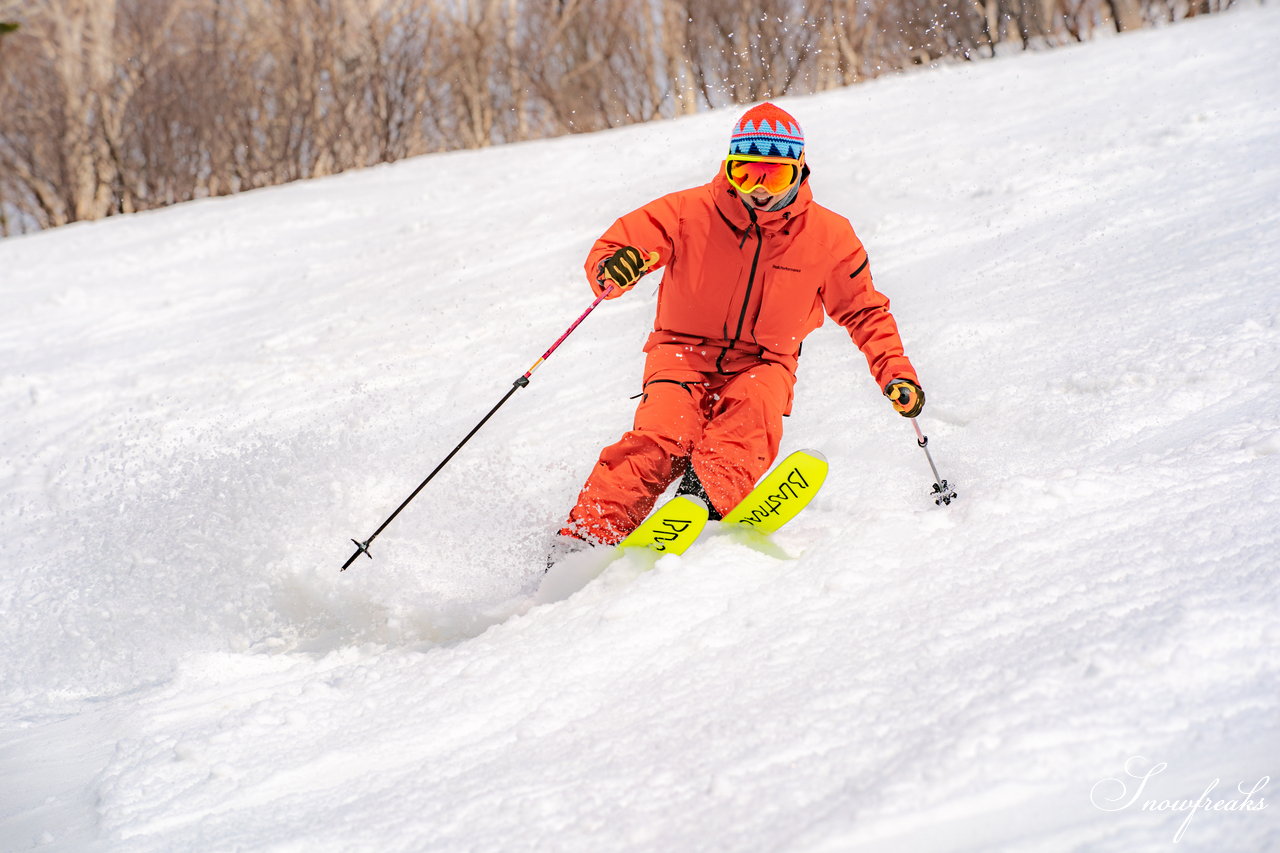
[586,169,918,389]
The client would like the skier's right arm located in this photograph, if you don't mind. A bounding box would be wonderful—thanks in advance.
[596,247,658,296]
[585,194,681,299]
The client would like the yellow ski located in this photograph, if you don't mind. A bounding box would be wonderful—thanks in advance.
[722,449,828,534]
[614,450,824,562]
[618,495,709,555]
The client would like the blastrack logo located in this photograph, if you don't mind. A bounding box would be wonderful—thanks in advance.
[736,467,810,527]
[1090,756,1271,843]
[650,517,694,551]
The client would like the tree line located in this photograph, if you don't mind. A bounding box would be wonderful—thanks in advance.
[0,0,1240,235]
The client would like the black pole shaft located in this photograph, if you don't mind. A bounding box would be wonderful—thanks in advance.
[912,419,945,485]
[340,287,616,571]
[341,377,526,570]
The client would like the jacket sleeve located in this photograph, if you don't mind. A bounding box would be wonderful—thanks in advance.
[821,238,919,390]
[584,193,681,291]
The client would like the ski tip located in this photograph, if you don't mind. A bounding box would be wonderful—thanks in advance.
[793,448,828,464]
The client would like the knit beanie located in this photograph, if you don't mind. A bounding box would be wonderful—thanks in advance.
[728,103,804,161]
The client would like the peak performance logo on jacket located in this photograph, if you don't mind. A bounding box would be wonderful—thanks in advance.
[772,264,802,273]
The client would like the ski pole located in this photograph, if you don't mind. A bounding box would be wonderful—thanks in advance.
[911,419,958,506]
[341,285,616,570]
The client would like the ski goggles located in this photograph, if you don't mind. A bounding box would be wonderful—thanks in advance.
[724,155,803,195]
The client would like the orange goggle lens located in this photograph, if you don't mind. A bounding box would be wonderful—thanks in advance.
[725,158,800,195]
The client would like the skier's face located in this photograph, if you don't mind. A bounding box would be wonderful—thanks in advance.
[739,185,778,210]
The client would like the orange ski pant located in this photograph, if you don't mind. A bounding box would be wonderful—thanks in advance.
[562,341,796,545]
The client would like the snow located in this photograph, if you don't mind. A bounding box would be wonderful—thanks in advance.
[2,7,1279,851]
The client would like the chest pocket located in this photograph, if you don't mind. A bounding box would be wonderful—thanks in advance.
[752,237,828,356]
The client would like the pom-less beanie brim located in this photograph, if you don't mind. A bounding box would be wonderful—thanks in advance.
[729,103,804,161]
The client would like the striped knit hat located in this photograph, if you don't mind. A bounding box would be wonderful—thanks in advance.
[728,103,804,161]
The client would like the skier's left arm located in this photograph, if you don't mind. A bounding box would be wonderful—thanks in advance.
[822,240,924,417]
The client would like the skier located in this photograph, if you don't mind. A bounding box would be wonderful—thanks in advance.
[554,102,924,556]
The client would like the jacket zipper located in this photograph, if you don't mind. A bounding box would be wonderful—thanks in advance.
[718,211,764,373]
[732,212,763,342]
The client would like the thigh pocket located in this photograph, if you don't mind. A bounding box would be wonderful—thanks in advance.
[637,378,698,401]
[633,378,707,443]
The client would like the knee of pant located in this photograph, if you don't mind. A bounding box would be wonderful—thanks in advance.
[598,430,686,469]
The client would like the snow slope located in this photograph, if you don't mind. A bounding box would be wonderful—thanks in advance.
[2,7,1279,851]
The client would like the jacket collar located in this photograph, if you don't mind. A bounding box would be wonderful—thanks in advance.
[710,166,813,234]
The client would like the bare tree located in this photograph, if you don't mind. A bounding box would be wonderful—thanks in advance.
[1106,0,1146,30]
[0,0,1243,235]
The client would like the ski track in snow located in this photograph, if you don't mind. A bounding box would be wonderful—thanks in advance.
[2,8,1279,851]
